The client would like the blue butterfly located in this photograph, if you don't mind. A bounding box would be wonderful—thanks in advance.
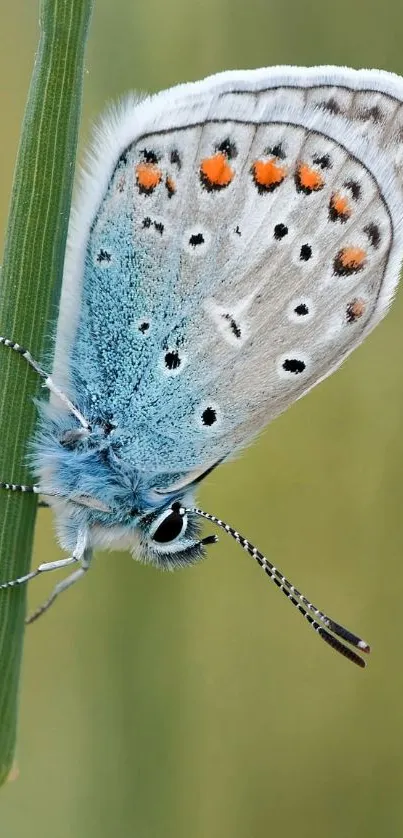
[3,65,403,667]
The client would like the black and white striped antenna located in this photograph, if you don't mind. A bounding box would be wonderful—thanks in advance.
[185,505,370,668]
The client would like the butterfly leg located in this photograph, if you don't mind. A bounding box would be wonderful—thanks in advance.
[0,555,79,591]
[26,563,91,624]
[0,528,91,622]
[0,336,90,430]
[25,535,92,624]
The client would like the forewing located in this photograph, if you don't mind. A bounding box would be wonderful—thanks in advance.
[60,68,403,474]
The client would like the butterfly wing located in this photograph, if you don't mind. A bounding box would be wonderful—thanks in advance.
[56,67,403,476]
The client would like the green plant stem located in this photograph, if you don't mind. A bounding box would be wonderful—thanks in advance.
[0,0,93,786]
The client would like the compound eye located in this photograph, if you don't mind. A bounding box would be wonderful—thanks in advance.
[152,506,186,544]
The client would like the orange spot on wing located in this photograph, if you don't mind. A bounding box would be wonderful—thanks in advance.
[200,153,234,190]
[166,175,176,196]
[296,162,325,193]
[251,159,286,192]
[340,247,366,268]
[334,246,367,275]
[329,192,351,221]
[135,162,162,194]
[346,298,365,322]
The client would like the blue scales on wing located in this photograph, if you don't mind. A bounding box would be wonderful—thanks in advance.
[66,69,403,479]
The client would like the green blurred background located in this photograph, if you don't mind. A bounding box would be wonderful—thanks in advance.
[2,1,403,836]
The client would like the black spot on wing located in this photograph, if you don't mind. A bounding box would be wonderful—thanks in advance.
[299,244,312,261]
[294,303,309,316]
[216,138,237,159]
[312,153,332,169]
[282,358,306,374]
[202,407,217,426]
[165,351,181,370]
[274,223,288,239]
[364,222,381,249]
[189,233,205,247]
[97,249,111,263]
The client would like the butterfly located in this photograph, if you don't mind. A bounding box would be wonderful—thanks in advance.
[2,65,403,668]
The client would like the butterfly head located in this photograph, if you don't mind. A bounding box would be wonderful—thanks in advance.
[134,501,218,568]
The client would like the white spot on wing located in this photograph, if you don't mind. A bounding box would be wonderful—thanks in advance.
[204,292,256,347]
